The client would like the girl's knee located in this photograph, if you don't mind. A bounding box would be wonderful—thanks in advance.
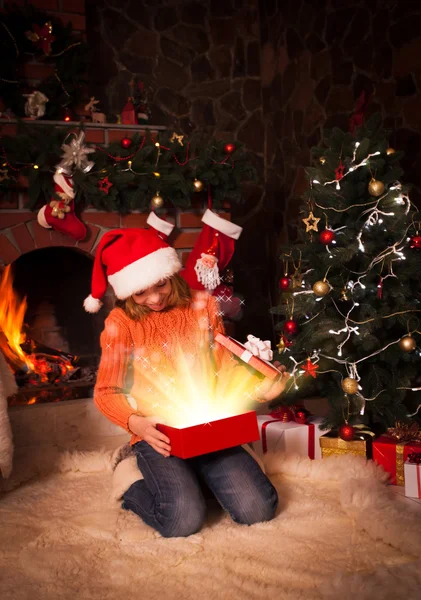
[233,484,278,526]
[158,495,206,537]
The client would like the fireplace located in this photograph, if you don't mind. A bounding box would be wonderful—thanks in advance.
[3,247,110,406]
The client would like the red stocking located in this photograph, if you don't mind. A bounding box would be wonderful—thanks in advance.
[37,171,87,241]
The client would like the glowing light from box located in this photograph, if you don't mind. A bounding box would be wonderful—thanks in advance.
[130,343,264,428]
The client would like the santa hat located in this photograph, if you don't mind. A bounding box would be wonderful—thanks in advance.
[181,209,242,291]
[146,211,174,241]
[83,224,181,313]
[37,171,87,241]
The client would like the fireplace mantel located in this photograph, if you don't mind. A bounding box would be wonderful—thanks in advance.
[0,119,230,268]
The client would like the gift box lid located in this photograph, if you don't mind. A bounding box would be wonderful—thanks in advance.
[215,333,281,380]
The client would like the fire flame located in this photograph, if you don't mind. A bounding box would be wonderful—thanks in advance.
[0,265,34,371]
[0,265,76,384]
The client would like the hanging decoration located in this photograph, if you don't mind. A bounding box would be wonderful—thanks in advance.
[224,143,236,154]
[409,234,421,249]
[302,358,319,378]
[368,178,385,197]
[151,192,164,209]
[98,176,113,195]
[279,276,292,291]
[170,133,184,146]
[302,211,320,233]
[193,178,204,192]
[121,136,133,149]
[341,377,359,395]
[399,335,417,352]
[335,160,345,181]
[276,334,293,354]
[57,131,95,175]
[338,423,355,442]
[319,229,335,245]
[312,280,330,297]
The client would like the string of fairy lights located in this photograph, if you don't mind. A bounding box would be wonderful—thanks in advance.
[277,141,421,424]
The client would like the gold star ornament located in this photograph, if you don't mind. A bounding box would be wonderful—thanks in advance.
[302,211,320,232]
[170,132,184,146]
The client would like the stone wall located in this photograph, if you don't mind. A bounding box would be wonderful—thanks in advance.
[260,0,421,248]
[85,0,274,340]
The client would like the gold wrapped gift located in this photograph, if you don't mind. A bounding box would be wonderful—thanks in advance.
[320,433,372,459]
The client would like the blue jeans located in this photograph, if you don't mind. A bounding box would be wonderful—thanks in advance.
[122,441,278,538]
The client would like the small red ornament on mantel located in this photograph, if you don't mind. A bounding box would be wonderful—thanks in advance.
[338,423,355,442]
[319,229,335,245]
[121,136,133,149]
[121,97,136,125]
[279,276,292,290]
[224,142,236,154]
[284,319,298,336]
[409,234,421,249]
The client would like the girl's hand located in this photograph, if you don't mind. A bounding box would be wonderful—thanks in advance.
[257,362,290,402]
[128,414,172,457]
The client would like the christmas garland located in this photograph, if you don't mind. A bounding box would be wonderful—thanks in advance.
[0,3,89,119]
[0,122,257,211]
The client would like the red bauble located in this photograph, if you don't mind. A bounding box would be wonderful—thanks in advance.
[121,136,133,149]
[294,409,308,425]
[224,142,236,154]
[284,319,298,335]
[279,276,291,290]
[410,235,421,249]
[319,229,335,245]
[338,423,355,442]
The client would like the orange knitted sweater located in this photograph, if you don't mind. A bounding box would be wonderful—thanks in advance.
[94,291,264,445]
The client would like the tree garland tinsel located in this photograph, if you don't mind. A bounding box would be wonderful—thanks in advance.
[0,3,89,119]
[0,122,257,211]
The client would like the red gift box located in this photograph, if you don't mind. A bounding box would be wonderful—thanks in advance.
[156,410,260,459]
[215,333,281,380]
[373,435,421,486]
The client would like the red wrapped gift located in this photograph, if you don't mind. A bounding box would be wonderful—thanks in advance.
[215,333,281,380]
[156,410,260,459]
[373,436,421,486]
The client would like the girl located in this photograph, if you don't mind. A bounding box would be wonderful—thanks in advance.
[85,220,289,538]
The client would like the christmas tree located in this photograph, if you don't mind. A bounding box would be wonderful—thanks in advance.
[273,113,421,435]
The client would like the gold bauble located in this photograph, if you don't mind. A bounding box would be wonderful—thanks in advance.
[368,178,385,197]
[386,147,395,155]
[312,280,330,297]
[341,377,359,395]
[399,335,417,352]
[319,156,326,165]
[151,193,164,208]
[193,178,204,192]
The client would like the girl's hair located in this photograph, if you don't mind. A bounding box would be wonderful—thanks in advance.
[115,273,191,321]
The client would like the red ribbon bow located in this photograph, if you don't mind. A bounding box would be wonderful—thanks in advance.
[408,451,421,464]
[269,405,308,425]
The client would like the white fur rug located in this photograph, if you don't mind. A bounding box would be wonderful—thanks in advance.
[1,448,421,600]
